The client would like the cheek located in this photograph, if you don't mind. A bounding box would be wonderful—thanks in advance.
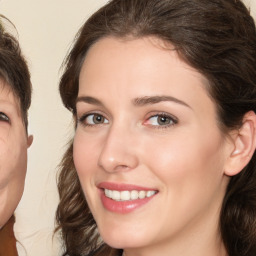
[143,128,226,192]
[139,129,228,231]
[0,132,28,188]
[73,131,103,211]
[0,139,17,189]
[0,139,9,188]
[0,128,9,156]
[0,135,27,226]
[73,132,99,183]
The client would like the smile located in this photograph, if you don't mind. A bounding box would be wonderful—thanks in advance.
[98,182,158,213]
[104,189,157,201]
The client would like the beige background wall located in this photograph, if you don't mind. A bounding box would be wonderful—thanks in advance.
[0,0,255,255]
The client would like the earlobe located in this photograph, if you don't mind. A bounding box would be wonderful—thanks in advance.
[224,111,256,176]
[27,135,33,148]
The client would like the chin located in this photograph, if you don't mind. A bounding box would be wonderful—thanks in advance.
[100,227,151,249]
[0,188,23,227]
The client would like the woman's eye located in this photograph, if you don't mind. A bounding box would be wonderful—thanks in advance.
[80,113,109,126]
[146,114,177,127]
[0,112,9,122]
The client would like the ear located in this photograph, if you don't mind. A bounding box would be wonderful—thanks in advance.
[224,111,256,176]
[27,134,33,148]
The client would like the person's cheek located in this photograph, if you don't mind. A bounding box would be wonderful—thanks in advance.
[0,131,8,156]
[0,138,11,189]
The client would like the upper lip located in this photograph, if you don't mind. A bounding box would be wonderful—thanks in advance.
[97,182,158,191]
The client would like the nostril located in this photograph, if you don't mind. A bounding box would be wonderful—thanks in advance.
[116,165,129,170]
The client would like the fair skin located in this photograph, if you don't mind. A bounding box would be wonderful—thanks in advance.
[73,37,255,256]
[0,81,32,228]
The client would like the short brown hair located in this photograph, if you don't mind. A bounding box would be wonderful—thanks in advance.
[0,15,32,129]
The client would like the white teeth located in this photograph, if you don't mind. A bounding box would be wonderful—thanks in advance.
[146,191,155,197]
[131,190,139,200]
[112,190,121,200]
[104,189,156,201]
[105,189,112,198]
[121,191,130,201]
[139,191,146,199]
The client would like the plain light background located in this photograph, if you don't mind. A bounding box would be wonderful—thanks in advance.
[0,0,255,255]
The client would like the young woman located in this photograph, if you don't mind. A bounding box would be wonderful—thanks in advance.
[56,1,256,256]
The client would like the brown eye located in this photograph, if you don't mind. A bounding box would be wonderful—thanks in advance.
[0,112,9,122]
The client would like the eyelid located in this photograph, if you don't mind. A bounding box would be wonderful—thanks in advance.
[76,104,109,118]
[77,110,106,120]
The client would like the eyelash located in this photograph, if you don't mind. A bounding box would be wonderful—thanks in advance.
[78,113,109,127]
[144,112,178,129]
[78,112,178,130]
[0,112,10,122]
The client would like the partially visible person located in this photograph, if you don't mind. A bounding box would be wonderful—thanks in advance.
[0,13,33,250]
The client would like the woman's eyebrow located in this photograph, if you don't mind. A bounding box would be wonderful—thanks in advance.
[76,96,104,107]
[132,96,191,109]
[76,95,191,109]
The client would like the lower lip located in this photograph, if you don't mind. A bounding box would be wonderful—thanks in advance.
[100,190,156,214]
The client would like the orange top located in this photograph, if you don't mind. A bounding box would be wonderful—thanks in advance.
[0,215,18,256]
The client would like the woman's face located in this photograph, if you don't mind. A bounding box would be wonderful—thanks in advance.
[74,37,232,253]
[0,82,31,228]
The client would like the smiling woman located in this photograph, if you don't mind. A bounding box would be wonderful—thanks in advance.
[55,1,256,256]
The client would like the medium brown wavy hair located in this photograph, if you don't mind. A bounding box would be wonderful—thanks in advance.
[56,1,256,255]
[0,15,32,129]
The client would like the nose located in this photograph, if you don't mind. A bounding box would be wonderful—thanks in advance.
[98,124,139,173]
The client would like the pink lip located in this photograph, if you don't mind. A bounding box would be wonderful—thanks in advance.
[98,182,156,191]
[98,182,158,214]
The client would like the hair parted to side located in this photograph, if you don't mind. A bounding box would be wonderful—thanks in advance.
[56,0,256,255]
[0,15,32,129]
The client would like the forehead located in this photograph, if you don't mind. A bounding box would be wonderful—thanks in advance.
[0,79,21,116]
[79,36,210,98]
